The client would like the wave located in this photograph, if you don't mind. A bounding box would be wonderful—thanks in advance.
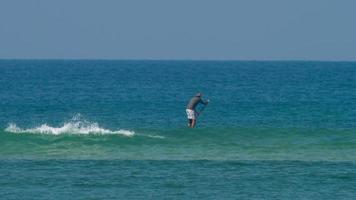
[5,115,135,137]
[1,115,355,161]
[1,123,356,161]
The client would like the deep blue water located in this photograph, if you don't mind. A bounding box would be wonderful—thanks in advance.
[1,60,356,199]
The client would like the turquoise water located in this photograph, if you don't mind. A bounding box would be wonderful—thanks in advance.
[1,60,356,199]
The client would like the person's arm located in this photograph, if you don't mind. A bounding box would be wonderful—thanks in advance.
[200,99,209,105]
[195,99,209,116]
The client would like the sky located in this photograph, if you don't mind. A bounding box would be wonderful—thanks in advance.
[0,0,355,60]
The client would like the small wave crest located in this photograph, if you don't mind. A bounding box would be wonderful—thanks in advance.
[5,114,135,137]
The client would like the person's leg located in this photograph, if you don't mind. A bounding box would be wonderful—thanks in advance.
[191,119,196,128]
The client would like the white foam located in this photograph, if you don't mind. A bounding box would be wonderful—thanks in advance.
[5,116,135,137]
[146,134,165,139]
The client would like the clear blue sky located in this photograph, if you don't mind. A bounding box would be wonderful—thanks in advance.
[0,0,355,60]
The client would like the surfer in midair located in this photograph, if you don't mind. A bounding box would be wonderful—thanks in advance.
[186,92,209,128]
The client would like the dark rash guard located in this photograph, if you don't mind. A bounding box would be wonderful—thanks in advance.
[186,96,206,110]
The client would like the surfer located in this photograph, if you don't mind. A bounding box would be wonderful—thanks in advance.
[186,93,209,128]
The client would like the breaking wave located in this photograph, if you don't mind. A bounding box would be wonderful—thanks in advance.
[5,114,135,137]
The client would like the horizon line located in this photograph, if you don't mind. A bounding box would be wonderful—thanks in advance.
[0,58,356,62]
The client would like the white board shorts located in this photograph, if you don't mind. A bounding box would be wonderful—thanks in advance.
[186,109,196,119]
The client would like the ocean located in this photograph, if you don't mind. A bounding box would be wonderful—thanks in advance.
[1,60,356,199]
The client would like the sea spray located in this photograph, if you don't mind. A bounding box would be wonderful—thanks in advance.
[5,114,135,136]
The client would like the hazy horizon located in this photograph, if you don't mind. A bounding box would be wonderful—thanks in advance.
[1,58,356,62]
[1,0,356,61]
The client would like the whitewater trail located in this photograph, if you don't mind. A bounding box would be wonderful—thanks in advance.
[5,114,135,137]
[5,122,135,136]
[4,114,167,139]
